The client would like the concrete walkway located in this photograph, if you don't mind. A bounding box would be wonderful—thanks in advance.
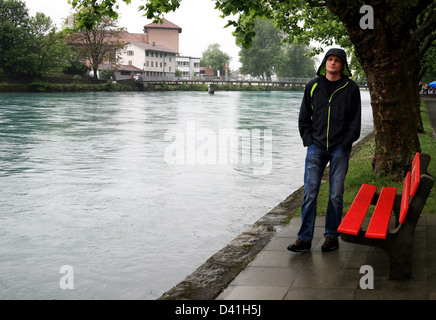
[423,95,436,138]
[217,97,436,300]
[217,216,436,300]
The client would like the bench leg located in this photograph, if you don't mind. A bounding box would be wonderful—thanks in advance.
[387,252,412,279]
[384,238,413,280]
[342,233,414,279]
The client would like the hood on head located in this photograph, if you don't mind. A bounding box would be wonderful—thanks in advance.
[316,48,352,77]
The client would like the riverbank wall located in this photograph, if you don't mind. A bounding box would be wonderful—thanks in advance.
[0,80,304,93]
[0,80,132,93]
[0,73,308,93]
[157,131,375,300]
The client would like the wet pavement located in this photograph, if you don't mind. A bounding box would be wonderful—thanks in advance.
[217,215,436,300]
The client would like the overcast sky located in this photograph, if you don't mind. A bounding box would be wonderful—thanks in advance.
[23,0,242,69]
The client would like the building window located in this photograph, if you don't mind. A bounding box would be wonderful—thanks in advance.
[128,60,132,65]
[146,51,149,57]
[127,51,134,56]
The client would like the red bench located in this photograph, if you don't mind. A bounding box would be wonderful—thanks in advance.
[338,152,433,279]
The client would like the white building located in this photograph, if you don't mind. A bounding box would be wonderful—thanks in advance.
[119,41,177,79]
[176,56,201,79]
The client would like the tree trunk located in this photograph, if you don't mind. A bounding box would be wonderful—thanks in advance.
[410,74,424,134]
[361,52,421,177]
[329,1,424,177]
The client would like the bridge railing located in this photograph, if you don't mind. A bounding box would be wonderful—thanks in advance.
[140,75,313,83]
[137,76,368,89]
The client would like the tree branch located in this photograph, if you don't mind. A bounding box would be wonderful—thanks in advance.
[415,2,436,59]
[324,0,362,24]
[413,1,436,45]
[420,32,436,60]
[307,0,327,8]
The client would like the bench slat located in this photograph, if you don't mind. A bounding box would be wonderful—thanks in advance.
[399,171,411,224]
[338,184,377,236]
[410,152,420,197]
[365,187,397,239]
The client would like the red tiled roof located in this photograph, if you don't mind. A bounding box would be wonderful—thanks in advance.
[144,18,182,33]
[68,30,145,46]
[119,31,147,43]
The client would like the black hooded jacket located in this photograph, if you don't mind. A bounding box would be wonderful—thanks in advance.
[298,48,361,151]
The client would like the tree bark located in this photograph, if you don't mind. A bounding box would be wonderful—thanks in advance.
[328,1,427,176]
[363,53,421,177]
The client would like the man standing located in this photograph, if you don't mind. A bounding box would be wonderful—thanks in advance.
[288,48,361,252]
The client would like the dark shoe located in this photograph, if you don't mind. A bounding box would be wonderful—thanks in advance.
[287,239,311,252]
[321,236,339,252]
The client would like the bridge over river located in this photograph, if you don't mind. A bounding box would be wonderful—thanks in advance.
[137,77,368,90]
[140,77,309,88]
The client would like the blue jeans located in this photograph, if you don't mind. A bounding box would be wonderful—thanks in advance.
[298,144,351,242]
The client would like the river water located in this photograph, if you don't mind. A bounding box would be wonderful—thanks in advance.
[0,90,372,299]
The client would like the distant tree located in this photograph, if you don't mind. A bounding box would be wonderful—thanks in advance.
[239,18,282,79]
[63,58,89,75]
[0,1,71,77]
[27,12,71,76]
[200,43,231,77]
[68,12,124,78]
[0,0,32,75]
[276,44,315,79]
[239,19,315,79]
[420,45,436,84]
